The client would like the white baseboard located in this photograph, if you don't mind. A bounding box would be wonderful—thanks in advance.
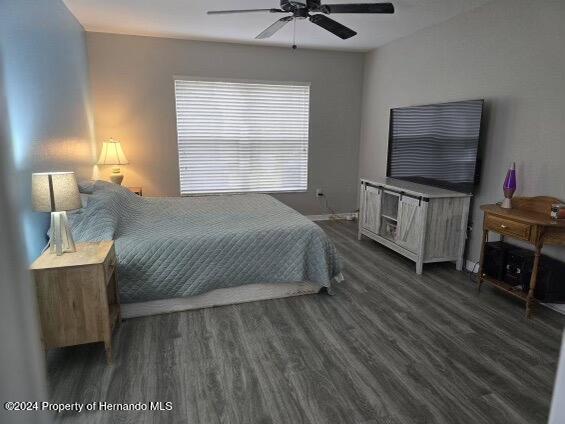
[307,212,357,222]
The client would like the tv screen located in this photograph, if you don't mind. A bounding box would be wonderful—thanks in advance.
[387,99,484,194]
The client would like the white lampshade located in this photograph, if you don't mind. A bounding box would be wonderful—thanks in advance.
[32,172,81,212]
[97,138,129,165]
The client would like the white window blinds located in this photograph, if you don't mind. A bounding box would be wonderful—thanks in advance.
[174,79,310,195]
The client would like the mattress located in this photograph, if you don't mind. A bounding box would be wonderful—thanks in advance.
[70,181,342,303]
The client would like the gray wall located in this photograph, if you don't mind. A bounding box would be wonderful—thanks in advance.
[0,64,50,424]
[359,0,565,263]
[86,33,364,215]
[0,0,96,260]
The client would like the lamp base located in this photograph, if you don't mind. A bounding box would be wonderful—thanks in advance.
[501,198,512,209]
[110,174,124,185]
[50,211,76,256]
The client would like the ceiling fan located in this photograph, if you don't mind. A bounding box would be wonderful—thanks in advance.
[207,1,395,41]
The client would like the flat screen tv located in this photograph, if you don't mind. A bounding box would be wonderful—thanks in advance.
[387,99,484,194]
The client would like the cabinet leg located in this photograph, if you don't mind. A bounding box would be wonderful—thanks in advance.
[416,260,423,275]
[456,257,463,272]
[526,245,542,319]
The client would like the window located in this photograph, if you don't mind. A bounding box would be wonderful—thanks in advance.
[174,78,310,195]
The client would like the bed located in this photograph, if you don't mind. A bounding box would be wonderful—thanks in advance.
[70,181,343,318]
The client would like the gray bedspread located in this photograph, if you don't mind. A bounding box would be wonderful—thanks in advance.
[70,181,341,303]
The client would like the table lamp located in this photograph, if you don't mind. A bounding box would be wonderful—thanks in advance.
[32,172,81,256]
[97,138,129,185]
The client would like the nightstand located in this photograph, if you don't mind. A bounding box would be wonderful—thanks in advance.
[30,241,120,364]
[127,186,143,196]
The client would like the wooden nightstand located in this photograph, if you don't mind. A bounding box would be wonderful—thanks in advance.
[127,186,143,196]
[30,241,120,363]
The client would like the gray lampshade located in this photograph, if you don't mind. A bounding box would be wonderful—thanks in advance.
[32,172,81,212]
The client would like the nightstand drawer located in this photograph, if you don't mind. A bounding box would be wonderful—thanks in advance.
[485,215,532,240]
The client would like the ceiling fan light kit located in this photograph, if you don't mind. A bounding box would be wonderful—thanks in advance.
[207,1,395,47]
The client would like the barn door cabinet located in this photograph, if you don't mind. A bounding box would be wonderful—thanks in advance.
[358,178,472,274]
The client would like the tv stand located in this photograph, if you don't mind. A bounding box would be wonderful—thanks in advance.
[359,178,472,274]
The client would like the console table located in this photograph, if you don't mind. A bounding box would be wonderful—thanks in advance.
[478,197,565,318]
[359,178,472,274]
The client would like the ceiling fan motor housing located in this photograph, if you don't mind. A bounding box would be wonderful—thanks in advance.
[281,1,315,11]
[294,8,309,19]
[281,0,325,18]
[284,1,307,8]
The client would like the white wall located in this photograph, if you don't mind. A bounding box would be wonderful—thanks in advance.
[359,0,565,262]
[86,33,365,215]
[549,332,565,424]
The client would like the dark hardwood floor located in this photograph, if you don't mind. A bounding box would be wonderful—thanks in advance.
[47,220,565,424]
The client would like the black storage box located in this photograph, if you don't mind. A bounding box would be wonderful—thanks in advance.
[483,241,510,281]
[482,241,565,302]
[526,256,565,303]
[504,247,534,290]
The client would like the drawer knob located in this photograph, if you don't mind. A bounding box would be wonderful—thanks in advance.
[500,224,507,229]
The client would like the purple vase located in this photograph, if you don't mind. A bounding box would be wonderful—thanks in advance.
[502,162,516,209]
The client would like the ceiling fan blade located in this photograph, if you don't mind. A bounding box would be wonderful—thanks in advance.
[255,17,294,39]
[323,3,395,14]
[309,14,357,39]
[207,9,285,15]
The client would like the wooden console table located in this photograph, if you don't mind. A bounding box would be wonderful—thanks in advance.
[478,197,565,318]
[359,178,471,274]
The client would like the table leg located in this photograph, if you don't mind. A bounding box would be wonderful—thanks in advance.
[102,310,113,365]
[112,272,122,324]
[477,229,488,292]
[526,244,542,319]
[104,340,112,365]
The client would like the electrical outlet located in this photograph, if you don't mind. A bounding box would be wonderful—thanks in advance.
[316,189,324,197]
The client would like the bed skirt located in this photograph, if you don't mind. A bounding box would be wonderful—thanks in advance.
[121,273,344,319]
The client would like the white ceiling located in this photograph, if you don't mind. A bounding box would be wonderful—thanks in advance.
[64,0,491,51]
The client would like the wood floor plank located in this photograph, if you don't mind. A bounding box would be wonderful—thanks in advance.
[47,220,565,424]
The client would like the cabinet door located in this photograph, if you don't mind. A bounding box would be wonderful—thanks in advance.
[362,186,381,234]
[396,196,423,253]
